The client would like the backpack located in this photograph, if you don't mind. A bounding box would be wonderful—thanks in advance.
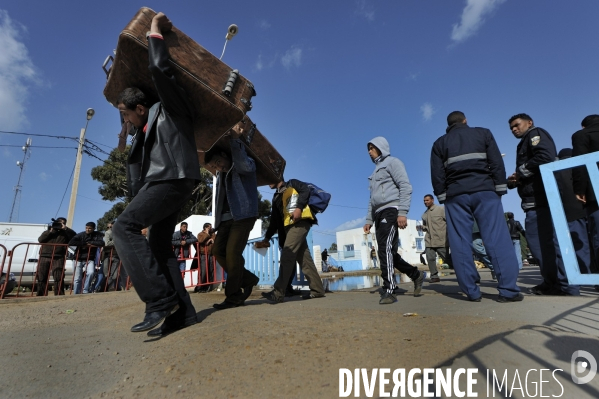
[306,182,332,214]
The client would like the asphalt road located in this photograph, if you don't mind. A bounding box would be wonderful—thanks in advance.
[1,267,598,398]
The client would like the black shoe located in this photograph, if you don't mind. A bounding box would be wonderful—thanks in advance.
[430,275,441,283]
[497,293,524,303]
[263,291,284,303]
[491,271,497,280]
[131,305,179,332]
[241,275,260,301]
[194,286,207,293]
[213,301,243,310]
[527,283,552,295]
[470,296,482,302]
[147,316,198,337]
[285,288,303,297]
[302,293,325,300]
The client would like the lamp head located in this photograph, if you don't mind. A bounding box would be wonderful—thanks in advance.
[86,108,95,121]
[226,24,238,40]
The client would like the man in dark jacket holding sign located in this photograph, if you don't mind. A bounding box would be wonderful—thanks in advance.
[259,178,326,303]
[112,12,199,336]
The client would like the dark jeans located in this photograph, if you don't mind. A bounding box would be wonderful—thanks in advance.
[199,254,215,286]
[212,217,258,304]
[113,179,196,322]
[374,208,419,294]
[96,255,121,291]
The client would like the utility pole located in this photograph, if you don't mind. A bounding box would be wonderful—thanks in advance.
[9,138,32,222]
[66,108,95,228]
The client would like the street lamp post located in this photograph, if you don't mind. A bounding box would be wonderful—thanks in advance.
[66,108,95,228]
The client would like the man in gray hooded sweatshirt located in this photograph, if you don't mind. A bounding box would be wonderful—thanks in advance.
[364,137,426,304]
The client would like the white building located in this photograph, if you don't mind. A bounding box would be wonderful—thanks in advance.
[331,219,425,271]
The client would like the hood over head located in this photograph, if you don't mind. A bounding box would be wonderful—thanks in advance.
[367,137,390,162]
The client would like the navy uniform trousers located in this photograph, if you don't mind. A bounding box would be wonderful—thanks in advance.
[444,191,520,300]
[525,207,580,295]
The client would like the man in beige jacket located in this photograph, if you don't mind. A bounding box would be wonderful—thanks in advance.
[422,194,453,282]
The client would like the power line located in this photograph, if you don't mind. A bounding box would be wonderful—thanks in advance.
[0,130,78,140]
[55,163,76,219]
[0,145,78,149]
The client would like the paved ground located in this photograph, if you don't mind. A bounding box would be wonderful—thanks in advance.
[1,267,599,398]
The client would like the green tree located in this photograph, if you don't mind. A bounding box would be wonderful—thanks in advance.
[257,192,272,234]
[329,242,337,252]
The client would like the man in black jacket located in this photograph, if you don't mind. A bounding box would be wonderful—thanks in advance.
[508,113,579,296]
[172,222,198,272]
[37,217,76,296]
[572,114,599,272]
[112,12,200,336]
[69,222,104,294]
[431,111,521,303]
[556,149,592,274]
[505,212,525,270]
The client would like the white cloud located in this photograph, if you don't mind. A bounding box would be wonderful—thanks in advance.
[255,55,263,71]
[451,0,506,44]
[281,47,302,69]
[0,10,40,130]
[335,217,366,232]
[39,172,50,181]
[354,0,375,22]
[258,19,271,30]
[3,148,11,158]
[420,102,435,122]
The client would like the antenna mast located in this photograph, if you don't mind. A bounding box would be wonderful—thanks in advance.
[9,138,32,222]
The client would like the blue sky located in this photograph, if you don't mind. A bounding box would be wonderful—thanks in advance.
[0,0,597,249]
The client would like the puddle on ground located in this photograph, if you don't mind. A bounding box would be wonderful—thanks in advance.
[322,272,451,291]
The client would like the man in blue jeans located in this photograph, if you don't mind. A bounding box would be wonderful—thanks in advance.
[112,12,200,336]
[172,222,198,272]
[69,222,104,294]
[431,111,522,302]
[505,212,525,270]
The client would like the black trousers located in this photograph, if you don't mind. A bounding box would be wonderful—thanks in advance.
[374,208,419,294]
[36,257,66,296]
[113,179,196,323]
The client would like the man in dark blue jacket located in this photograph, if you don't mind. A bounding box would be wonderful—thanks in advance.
[112,12,200,336]
[431,111,521,302]
[508,113,579,296]
[171,222,198,272]
[206,126,260,310]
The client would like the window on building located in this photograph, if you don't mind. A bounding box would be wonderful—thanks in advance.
[415,238,423,251]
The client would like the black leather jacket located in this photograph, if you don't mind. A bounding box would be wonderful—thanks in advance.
[127,36,201,197]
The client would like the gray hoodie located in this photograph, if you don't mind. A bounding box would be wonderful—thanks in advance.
[366,137,412,225]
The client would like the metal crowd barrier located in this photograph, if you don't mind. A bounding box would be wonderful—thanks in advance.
[0,243,131,299]
[179,243,225,289]
[540,151,599,285]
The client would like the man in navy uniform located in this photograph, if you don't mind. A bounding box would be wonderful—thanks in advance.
[508,113,579,296]
[431,111,521,302]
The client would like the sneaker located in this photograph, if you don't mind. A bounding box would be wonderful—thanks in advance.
[262,291,284,303]
[413,271,426,296]
[379,291,397,304]
[430,274,441,283]
[496,293,524,303]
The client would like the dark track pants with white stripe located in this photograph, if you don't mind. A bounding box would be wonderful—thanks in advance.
[374,208,419,294]
[445,191,520,300]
